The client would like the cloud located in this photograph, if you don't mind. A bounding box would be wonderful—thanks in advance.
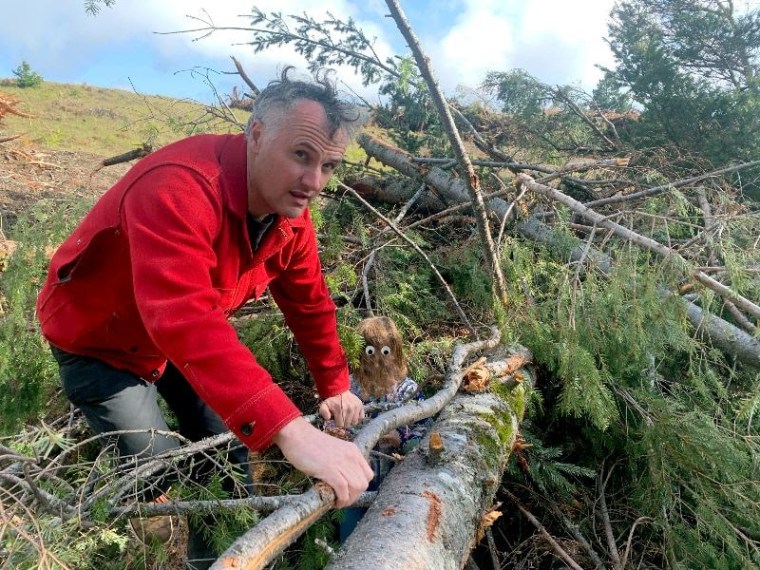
[427,0,616,93]
[0,1,396,100]
[0,1,620,102]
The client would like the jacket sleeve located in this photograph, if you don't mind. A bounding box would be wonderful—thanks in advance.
[269,212,350,400]
[121,167,301,452]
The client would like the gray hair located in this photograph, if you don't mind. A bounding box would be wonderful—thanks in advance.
[245,67,365,140]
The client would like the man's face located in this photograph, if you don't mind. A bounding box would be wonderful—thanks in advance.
[246,99,347,219]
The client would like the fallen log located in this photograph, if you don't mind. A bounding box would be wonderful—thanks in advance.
[328,369,531,569]
[211,329,515,569]
[357,134,760,369]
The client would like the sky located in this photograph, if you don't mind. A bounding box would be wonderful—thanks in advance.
[0,1,619,105]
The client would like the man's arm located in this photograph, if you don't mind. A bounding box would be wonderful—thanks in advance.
[268,211,352,401]
[273,416,373,507]
[122,168,302,452]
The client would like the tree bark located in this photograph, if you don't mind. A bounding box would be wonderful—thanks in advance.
[328,372,530,570]
[211,331,510,570]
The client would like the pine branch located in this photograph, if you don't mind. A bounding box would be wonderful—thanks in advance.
[359,132,760,369]
[585,159,760,208]
[517,173,760,323]
[338,180,475,334]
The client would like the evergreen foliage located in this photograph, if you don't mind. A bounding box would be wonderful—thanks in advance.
[0,197,92,432]
[603,0,760,191]
[11,61,43,88]
[5,3,760,567]
[83,0,117,17]
[481,69,619,159]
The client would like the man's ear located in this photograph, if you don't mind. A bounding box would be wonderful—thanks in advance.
[247,120,263,151]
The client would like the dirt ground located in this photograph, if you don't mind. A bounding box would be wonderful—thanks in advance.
[0,142,132,234]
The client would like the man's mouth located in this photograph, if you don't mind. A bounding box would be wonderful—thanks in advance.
[290,190,311,203]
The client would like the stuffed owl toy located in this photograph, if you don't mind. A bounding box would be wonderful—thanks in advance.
[353,316,408,400]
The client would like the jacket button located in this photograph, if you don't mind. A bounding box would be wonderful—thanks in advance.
[151,370,159,378]
[240,422,255,436]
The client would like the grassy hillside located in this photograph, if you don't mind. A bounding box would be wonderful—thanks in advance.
[0,79,248,156]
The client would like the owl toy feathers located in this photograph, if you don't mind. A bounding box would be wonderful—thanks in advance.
[354,316,408,399]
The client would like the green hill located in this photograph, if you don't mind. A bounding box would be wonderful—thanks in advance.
[0,79,248,157]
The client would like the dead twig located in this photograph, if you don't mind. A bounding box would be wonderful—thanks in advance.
[359,181,426,316]
[502,489,585,570]
[620,516,653,569]
[230,55,260,96]
[339,180,475,335]
[597,461,622,569]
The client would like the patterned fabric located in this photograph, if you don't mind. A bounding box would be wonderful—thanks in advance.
[350,374,418,404]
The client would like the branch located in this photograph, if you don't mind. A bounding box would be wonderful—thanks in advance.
[619,516,653,569]
[584,160,760,208]
[230,55,260,96]
[517,173,760,323]
[212,329,503,569]
[358,182,426,316]
[338,180,475,334]
[597,463,622,569]
[503,489,585,570]
[357,135,760,368]
[111,491,377,518]
[332,369,527,568]
[551,87,621,151]
[385,0,508,305]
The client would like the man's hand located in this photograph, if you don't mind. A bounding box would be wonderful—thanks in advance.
[318,390,365,428]
[272,416,373,507]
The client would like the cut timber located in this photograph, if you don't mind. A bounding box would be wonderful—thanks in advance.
[327,371,530,570]
[211,331,522,570]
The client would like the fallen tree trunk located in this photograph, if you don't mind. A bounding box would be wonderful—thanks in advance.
[211,330,510,569]
[328,370,530,569]
[357,134,760,369]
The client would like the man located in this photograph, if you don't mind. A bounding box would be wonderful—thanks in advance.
[36,68,373,568]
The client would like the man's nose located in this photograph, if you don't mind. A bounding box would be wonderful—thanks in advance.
[301,165,323,191]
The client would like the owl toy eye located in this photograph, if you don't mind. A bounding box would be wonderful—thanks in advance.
[365,345,376,355]
[381,346,391,356]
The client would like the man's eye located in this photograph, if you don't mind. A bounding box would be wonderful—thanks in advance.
[295,150,307,160]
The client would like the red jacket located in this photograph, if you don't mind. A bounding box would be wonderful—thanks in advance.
[36,134,349,451]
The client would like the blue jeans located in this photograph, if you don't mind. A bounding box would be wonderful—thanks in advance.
[51,346,251,570]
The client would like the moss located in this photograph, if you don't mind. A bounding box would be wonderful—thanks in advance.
[467,376,533,471]
[474,402,516,471]
[492,380,528,423]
